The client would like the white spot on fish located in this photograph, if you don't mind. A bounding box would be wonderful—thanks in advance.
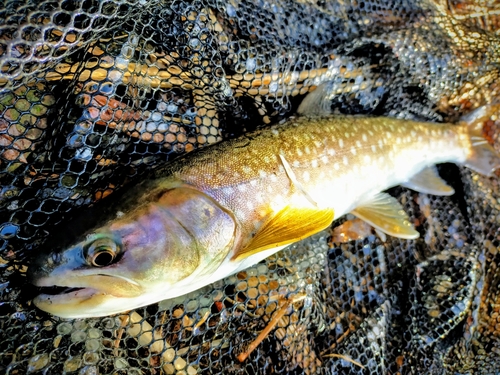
[302,171,310,182]
[243,166,252,174]
[362,134,367,142]
[246,201,254,210]
[356,140,362,147]
[250,180,257,187]
[297,148,303,157]
[371,145,377,153]
[343,156,349,165]
[327,148,336,156]
[259,170,267,178]
[238,184,247,192]
[116,211,125,218]
[293,160,300,168]
[271,129,279,136]
[305,146,311,155]
[334,163,340,170]
[350,147,357,155]
[263,156,270,163]
[339,139,344,148]
[321,155,329,164]
[364,155,371,163]
[314,140,322,148]
[311,159,318,168]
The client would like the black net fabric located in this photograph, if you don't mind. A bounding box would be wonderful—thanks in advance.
[1,0,500,374]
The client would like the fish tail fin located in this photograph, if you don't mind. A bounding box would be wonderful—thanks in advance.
[461,104,500,176]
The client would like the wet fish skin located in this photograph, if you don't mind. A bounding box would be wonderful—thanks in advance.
[30,106,500,318]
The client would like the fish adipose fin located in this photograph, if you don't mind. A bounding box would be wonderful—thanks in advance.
[462,104,500,176]
[233,206,335,261]
[351,192,419,239]
[402,166,454,196]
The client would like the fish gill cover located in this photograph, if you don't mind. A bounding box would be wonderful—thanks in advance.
[1,0,500,373]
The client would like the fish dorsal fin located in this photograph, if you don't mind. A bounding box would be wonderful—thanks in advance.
[233,206,335,261]
[402,166,454,196]
[351,192,419,239]
[297,82,334,116]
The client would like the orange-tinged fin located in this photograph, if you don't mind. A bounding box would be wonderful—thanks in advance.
[233,206,335,261]
[402,166,454,196]
[351,192,419,239]
[461,104,500,176]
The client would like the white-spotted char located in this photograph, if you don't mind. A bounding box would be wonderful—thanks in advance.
[29,103,500,318]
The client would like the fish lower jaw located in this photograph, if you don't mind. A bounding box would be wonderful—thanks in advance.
[33,287,103,316]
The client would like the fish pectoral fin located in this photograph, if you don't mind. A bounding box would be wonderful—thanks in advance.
[401,166,454,196]
[279,153,318,207]
[351,192,419,239]
[233,206,335,261]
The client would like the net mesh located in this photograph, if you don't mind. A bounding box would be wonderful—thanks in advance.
[1,0,500,374]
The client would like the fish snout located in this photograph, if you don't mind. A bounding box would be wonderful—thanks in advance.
[28,252,58,283]
[28,244,85,285]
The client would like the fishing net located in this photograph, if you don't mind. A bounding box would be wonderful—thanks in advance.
[1,0,500,373]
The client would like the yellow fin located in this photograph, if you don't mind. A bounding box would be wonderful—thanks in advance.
[233,206,335,261]
[402,166,454,196]
[352,192,419,239]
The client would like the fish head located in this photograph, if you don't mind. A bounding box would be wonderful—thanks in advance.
[30,185,237,318]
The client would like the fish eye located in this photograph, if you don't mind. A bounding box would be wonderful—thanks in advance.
[86,238,119,267]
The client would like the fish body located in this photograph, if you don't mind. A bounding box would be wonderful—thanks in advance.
[30,106,500,318]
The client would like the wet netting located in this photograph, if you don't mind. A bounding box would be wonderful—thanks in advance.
[1,0,500,374]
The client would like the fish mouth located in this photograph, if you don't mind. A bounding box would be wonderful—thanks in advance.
[33,276,98,300]
[34,285,102,305]
[37,285,85,296]
[32,274,144,316]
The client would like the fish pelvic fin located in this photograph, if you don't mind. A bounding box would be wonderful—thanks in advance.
[352,192,419,240]
[461,104,500,176]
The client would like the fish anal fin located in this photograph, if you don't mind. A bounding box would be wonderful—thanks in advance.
[402,166,454,196]
[233,206,334,261]
[352,192,419,239]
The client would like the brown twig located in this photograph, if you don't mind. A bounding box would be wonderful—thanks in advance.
[237,292,307,362]
[323,353,365,369]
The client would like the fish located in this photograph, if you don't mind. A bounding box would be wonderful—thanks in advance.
[29,97,500,318]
